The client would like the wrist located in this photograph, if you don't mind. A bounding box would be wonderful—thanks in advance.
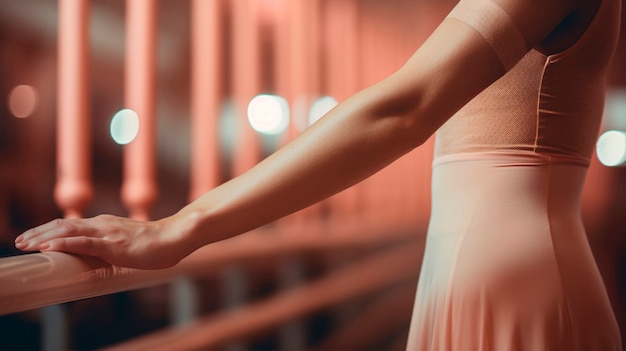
[162,208,208,256]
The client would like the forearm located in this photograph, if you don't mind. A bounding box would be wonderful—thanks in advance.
[170,17,511,254]
[172,81,428,252]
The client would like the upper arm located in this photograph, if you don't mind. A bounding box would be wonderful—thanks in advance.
[367,0,579,144]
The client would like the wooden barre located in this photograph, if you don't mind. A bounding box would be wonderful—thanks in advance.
[0,216,425,316]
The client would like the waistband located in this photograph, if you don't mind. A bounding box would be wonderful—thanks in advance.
[432,151,590,168]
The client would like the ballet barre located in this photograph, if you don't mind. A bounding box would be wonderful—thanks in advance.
[0,216,422,316]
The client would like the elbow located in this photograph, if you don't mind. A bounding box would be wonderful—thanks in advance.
[399,105,435,150]
[354,77,444,152]
[372,92,435,151]
[365,78,441,150]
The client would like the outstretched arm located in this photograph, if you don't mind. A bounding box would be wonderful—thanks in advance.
[15,0,578,269]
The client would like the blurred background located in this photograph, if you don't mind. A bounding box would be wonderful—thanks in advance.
[0,0,625,350]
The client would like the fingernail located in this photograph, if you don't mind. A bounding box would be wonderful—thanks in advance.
[15,241,26,249]
[39,243,50,251]
[15,236,23,243]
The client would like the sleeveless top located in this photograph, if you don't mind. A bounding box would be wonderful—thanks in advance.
[435,0,622,163]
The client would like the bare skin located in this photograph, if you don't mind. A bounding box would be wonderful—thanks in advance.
[15,0,595,269]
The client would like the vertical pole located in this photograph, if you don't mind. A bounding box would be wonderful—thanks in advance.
[273,0,290,103]
[230,0,262,177]
[170,0,225,328]
[282,0,322,222]
[279,257,306,351]
[189,0,223,200]
[42,304,68,351]
[122,0,157,220]
[50,1,92,349]
[278,2,322,349]
[170,276,199,327]
[55,0,93,219]
[285,0,321,136]
[223,2,261,349]
[221,266,248,351]
[320,0,364,336]
[324,0,359,102]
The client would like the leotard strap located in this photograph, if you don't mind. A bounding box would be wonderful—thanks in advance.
[447,0,528,70]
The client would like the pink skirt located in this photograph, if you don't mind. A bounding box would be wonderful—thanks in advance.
[406,151,621,351]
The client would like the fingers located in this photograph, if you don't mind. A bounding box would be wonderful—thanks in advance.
[41,236,113,260]
[15,222,115,261]
[16,218,64,243]
[15,218,93,252]
[13,216,166,269]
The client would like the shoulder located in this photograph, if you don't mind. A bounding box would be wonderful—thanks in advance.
[487,0,596,49]
[535,0,604,54]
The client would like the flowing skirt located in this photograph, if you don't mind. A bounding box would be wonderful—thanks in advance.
[406,151,621,351]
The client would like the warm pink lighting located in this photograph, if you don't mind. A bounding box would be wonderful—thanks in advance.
[258,0,286,26]
[7,85,38,118]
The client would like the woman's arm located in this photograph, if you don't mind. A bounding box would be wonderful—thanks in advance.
[175,18,507,250]
[15,0,579,269]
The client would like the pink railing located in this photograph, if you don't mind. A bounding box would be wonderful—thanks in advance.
[0,0,435,349]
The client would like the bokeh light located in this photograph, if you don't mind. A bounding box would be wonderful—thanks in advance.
[308,96,338,126]
[7,85,39,118]
[110,108,140,145]
[247,94,289,135]
[596,130,626,167]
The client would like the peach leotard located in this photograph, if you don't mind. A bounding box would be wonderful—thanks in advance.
[406,0,623,350]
